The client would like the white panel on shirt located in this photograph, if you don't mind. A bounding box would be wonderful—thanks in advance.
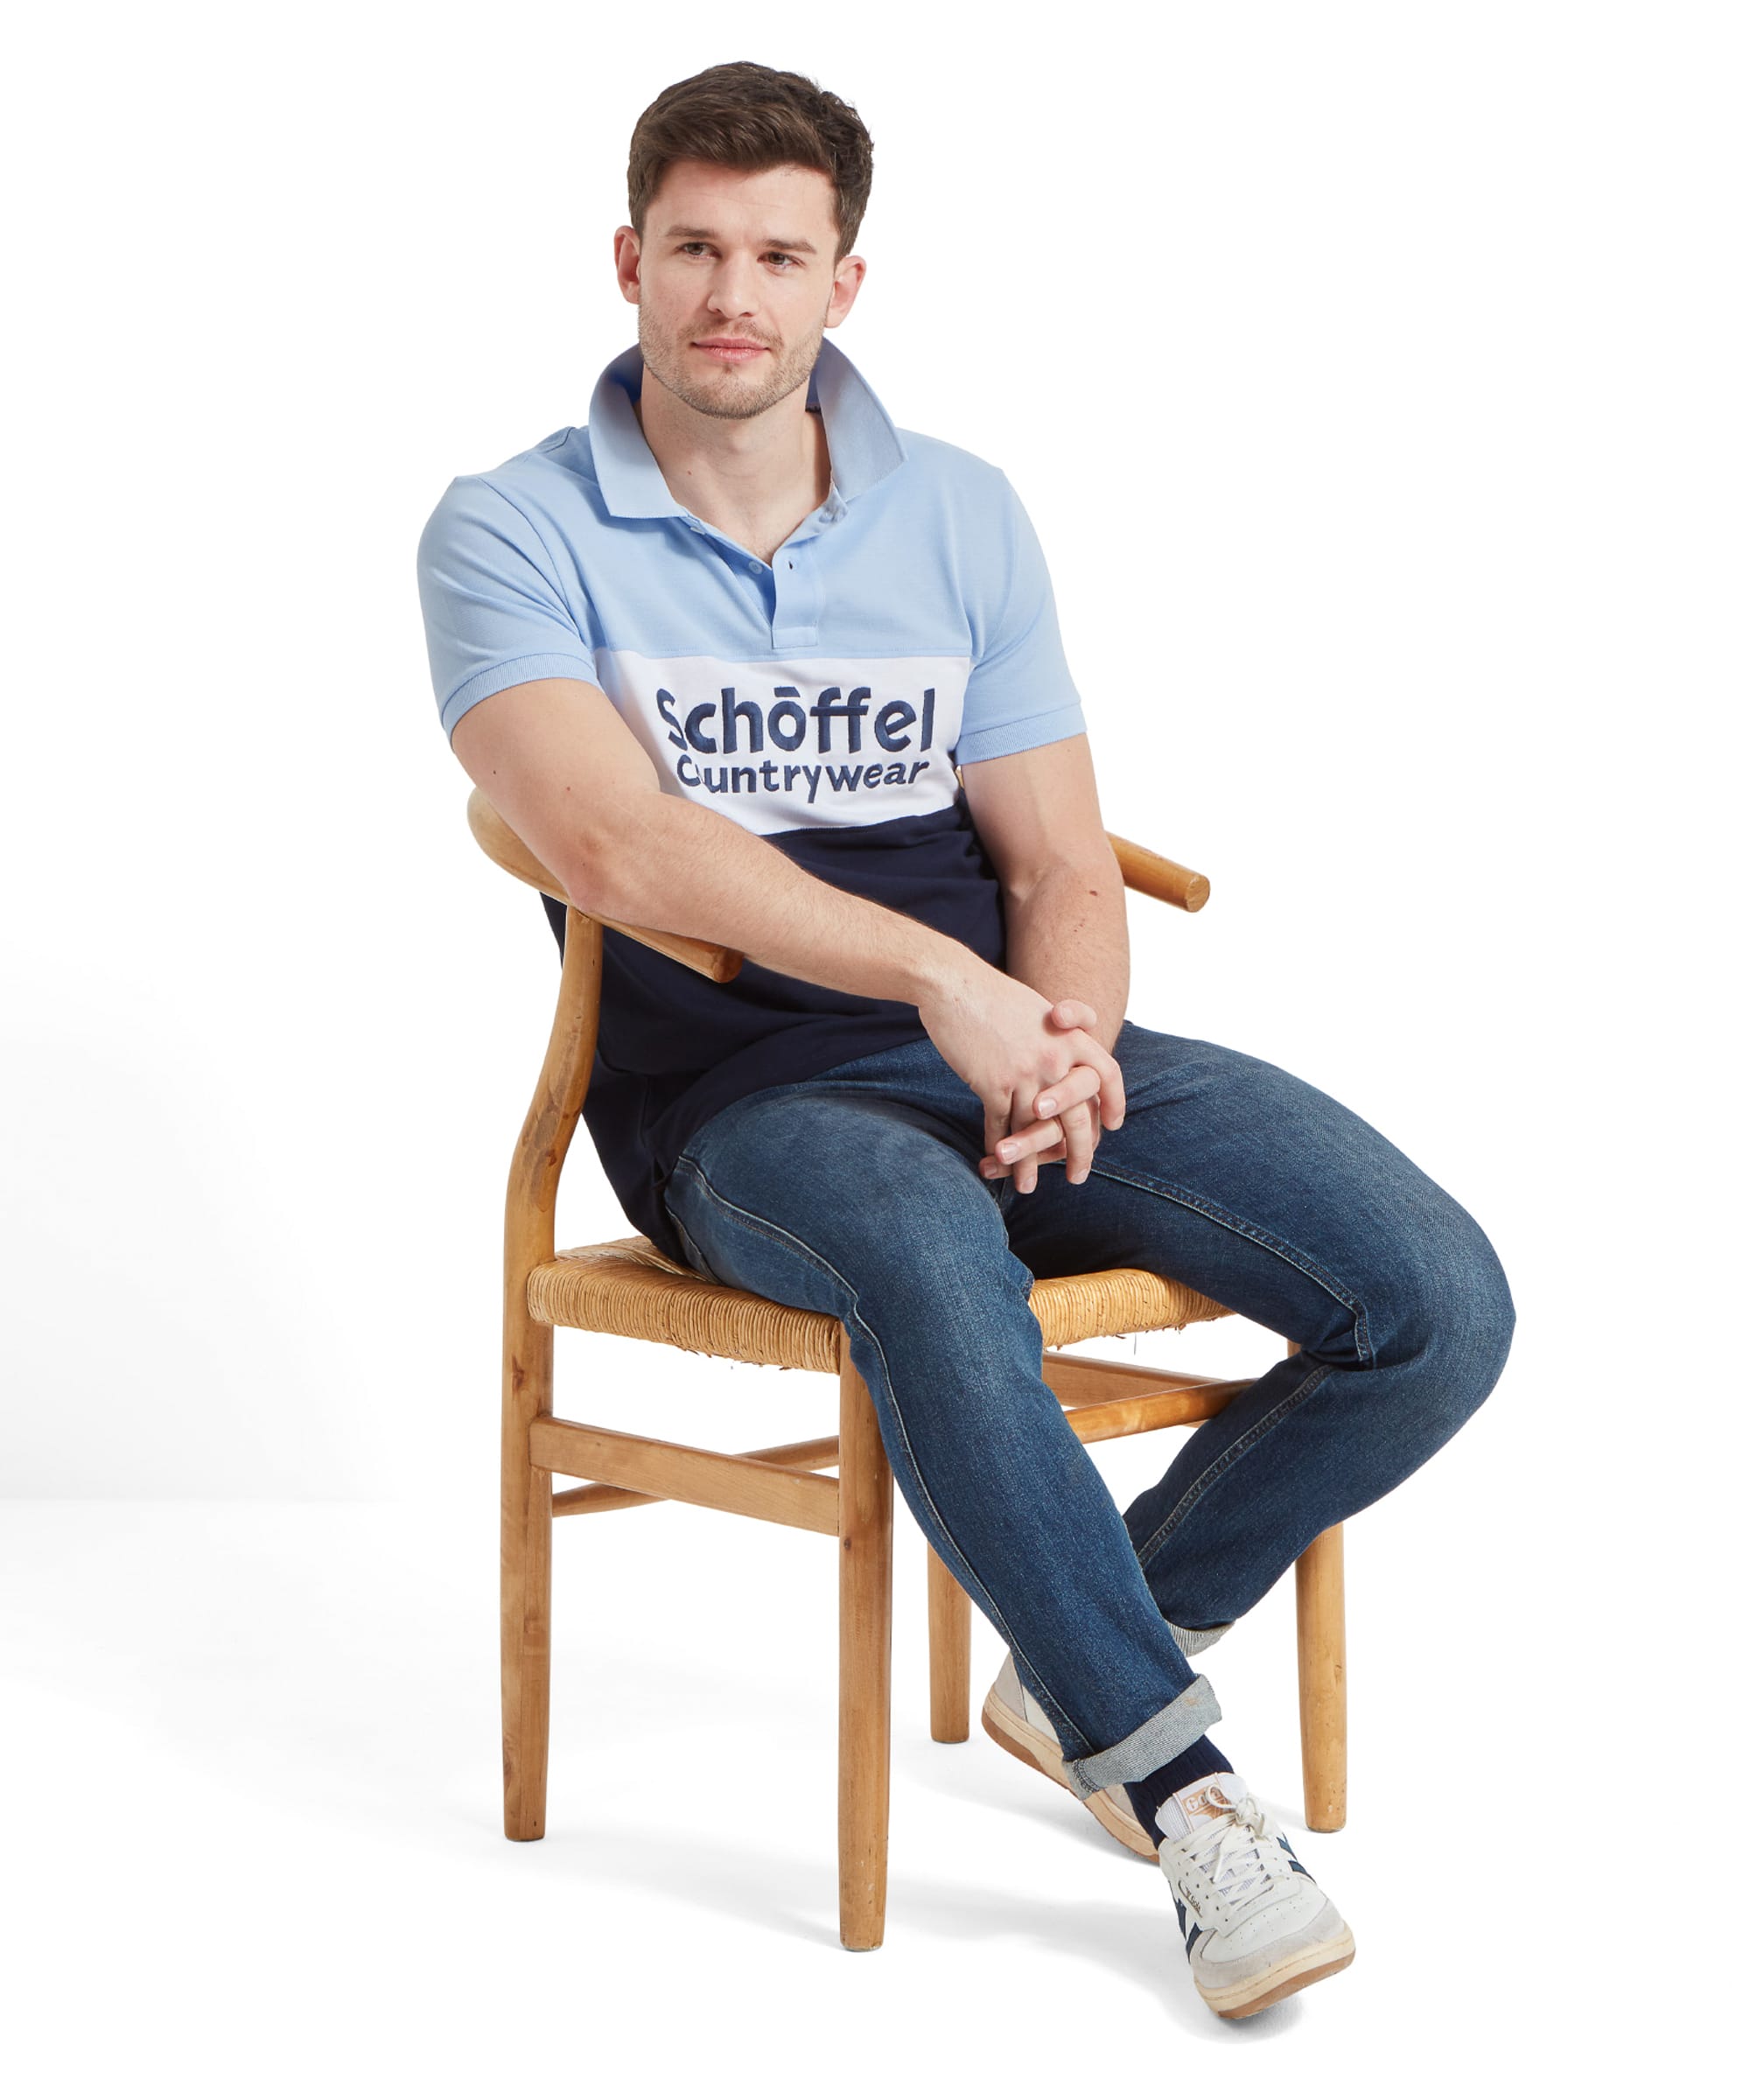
[596,649,973,837]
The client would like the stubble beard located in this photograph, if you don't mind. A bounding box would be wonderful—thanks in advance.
[638,305,827,424]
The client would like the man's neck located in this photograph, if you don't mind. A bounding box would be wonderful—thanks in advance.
[633,382,832,566]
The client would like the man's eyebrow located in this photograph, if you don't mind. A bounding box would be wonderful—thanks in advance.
[661,225,819,256]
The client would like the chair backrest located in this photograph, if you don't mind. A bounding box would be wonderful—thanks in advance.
[466,784,1210,1265]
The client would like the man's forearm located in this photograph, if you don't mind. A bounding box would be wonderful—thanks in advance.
[566,788,985,1011]
[1001,859,1130,1057]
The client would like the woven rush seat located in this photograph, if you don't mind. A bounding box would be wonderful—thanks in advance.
[528,1233,1237,1371]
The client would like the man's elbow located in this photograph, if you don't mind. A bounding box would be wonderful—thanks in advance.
[557,793,664,923]
[557,830,626,922]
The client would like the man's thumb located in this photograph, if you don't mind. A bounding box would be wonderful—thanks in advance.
[1050,998,1096,1028]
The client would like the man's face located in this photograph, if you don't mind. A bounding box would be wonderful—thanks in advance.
[618,158,863,424]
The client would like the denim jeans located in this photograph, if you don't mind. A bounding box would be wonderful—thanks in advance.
[662,1020,1515,1803]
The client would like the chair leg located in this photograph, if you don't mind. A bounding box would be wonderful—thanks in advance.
[926,1545,971,1742]
[501,1305,554,1842]
[1295,1523,1348,1832]
[838,1354,893,1950]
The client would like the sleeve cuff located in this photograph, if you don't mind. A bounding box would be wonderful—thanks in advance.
[954,701,1088,768]
[440,652,601,741]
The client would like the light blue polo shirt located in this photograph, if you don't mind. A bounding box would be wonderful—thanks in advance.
[416,336,1087,1264]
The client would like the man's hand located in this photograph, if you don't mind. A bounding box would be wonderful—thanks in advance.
[976,999,1110,1190]
[914,969,1125,1197]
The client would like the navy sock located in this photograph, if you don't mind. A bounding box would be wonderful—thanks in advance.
[1123,1734,1235,1844]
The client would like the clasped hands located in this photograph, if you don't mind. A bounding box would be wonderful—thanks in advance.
[978,996,1126,1196]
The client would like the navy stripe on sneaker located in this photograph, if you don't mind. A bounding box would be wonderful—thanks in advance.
[1277,1834,1314,1879]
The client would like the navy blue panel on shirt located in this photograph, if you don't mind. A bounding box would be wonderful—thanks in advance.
[539,801,1008,1266]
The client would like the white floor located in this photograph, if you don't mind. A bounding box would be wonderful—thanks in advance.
[0,1488,1668,2097]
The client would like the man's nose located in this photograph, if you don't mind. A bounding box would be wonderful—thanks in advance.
[704,257,762,316]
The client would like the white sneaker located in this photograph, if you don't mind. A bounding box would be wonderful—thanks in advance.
[1157,1775,1356,2018]
[979,1652,1156,1858]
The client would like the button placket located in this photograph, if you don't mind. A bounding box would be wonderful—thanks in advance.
[771,539,822,648]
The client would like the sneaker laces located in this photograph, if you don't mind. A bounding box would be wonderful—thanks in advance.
[1180,1794,1298,1909]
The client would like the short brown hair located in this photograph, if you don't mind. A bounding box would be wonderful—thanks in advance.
[627,61,875,270]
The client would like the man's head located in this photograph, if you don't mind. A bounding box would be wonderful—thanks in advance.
[617,61,873,424]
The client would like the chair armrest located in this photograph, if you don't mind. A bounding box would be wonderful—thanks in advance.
[1107,832,1210,912]
[466,788,744,984]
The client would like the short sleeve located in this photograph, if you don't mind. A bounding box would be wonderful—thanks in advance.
[416,475,599,745]
[955,471,1087,766]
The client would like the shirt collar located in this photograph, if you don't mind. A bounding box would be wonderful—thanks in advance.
[587,334,907,521]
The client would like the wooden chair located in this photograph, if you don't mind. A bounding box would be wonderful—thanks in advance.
[468,787,1348,1951]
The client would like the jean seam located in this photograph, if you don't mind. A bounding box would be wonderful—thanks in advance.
[1130,1357,1336,1567]
[1082,1159,1375,1366]
[663,1165,710,1279]
[668,1212,717,1283]
[673,1158,1104,1760]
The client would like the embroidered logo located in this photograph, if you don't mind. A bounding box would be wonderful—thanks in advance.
[595,648,971,836]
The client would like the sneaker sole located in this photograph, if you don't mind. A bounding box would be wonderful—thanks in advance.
[980,1684,1158,1860]
[1198,1924,1357,2019]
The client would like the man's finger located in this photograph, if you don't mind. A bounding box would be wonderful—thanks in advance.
[984,1089,1014,1168]
[984,1113,1063,1175]
[1049,998,1096,1032]
[1073,1032,1126,1129]
[1031,1064,1102,1126]
[1060,1099,1096,1184]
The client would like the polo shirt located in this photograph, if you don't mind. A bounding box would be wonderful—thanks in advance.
[416,336,1087,1268]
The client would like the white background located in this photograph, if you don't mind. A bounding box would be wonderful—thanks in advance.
[3,4,1735,2092]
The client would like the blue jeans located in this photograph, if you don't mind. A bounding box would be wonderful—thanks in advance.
[662,1020,1515,1802]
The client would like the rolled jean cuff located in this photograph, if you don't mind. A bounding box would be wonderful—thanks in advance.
[1060,1673,1222,1802]
[1165,1616,1234,1658]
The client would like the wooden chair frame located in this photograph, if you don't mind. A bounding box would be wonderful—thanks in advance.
[470,788,1347,1951]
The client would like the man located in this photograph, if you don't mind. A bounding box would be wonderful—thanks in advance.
[416,60,1515,2017]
